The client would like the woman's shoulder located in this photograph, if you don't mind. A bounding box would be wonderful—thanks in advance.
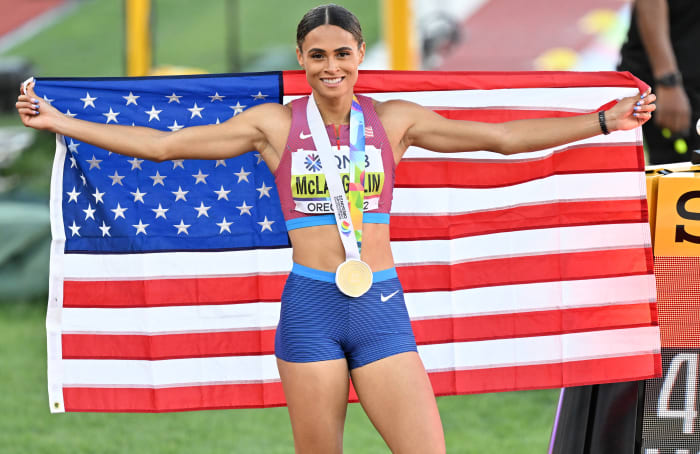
[282,95,311,110]
[250,101,292,114]
[373,98,425,128]
[373,97,424,116]
[219,102,292,146]
[236,101,292,125]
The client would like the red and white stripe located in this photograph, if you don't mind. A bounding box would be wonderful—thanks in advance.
[47,71,660,413]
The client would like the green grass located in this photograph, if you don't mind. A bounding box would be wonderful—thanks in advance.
[0,304,558,453]
[0,129,55,198]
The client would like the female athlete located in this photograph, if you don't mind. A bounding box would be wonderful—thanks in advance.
[16,4,655,453]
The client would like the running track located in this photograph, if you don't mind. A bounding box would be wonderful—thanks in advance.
[0,0,65,37]
[438,0,627,71]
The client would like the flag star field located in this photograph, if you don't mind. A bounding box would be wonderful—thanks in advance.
[44,73,289,252]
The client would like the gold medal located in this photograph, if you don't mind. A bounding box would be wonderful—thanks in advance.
[335,259,373,297]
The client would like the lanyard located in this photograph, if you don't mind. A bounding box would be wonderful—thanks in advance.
[347,96,366,252]
[306,93,366,260]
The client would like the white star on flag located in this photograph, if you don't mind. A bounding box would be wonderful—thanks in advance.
[173,220,190,235]
[132,220,149,235]
[230,101,246,115]
[64,109,77,118]
[92,187,105,204]
[234,166,251,183]
[103,107,120,123]
[108,171,125,186]
[123,92,140,106]
[130,188,147,203]
[194,202,211,218]
[68,140,80,154]
[98,221,111,237]
[172,186,188,201]
[214,185,231,200]
[111,203,128,220]
[236,200,252,215]
[152,204,169,219]
[257,216,274,232]
[217,217,233,233]
[166,92,182,103]
[168,120,184,131]
[81,92,97,108]
[209,92,225,102]
[145,105,162,122]
[215,160,227,168]
[66,187,80,203]
[86,155,102,170]
[187,103,204,119]
[43,95,54,105]
[150,171,167,186]
[251,91,268,100]
[256,182,272,198]
[192,169,209,184]
[172,160,185,169]
[82,203,96,220]
[127,157,144,170]
[69,156,77,168]
[68,221,81,236]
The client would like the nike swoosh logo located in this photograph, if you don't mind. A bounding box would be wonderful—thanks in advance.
[380,290,399,302]
[299,131,313,140]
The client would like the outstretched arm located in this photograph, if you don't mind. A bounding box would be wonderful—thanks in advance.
[381,89,655,158]
[16,81,288,163]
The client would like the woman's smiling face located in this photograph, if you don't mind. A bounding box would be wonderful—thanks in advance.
[296,24,365,100]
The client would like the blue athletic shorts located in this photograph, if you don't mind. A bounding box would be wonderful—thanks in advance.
[274,263,418,370]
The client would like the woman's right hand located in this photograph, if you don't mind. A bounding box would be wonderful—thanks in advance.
[16,80,61,132]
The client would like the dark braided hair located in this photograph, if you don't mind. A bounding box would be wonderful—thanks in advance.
[296,4,364,50]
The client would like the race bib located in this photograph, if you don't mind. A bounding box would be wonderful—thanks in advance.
[291,145,385,214]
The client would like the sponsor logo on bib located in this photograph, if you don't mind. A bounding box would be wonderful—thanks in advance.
[304,153,322,172]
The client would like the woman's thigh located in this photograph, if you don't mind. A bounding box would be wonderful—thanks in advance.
[277,357,350,454]
[350,351,446,454]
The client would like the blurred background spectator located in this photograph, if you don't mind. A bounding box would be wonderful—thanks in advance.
[618,0,700,164]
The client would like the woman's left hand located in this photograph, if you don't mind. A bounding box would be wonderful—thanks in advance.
[605,88,656,132]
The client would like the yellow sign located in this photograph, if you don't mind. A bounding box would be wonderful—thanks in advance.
[654,172,700,256]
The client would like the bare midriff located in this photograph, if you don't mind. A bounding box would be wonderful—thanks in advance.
[288,222,395,272]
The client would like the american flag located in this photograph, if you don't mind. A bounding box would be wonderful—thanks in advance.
[40,70,661,413]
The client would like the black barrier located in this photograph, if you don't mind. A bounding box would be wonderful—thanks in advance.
[550,382,644,454]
